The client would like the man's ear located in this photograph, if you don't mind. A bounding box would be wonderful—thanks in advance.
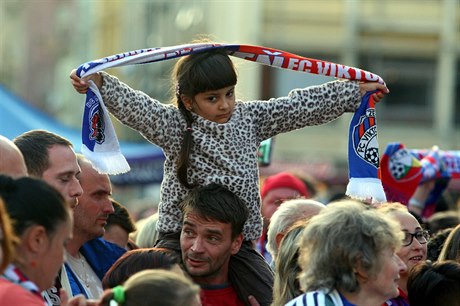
[23,225,48,254]
[181,95,193,111]
[231,233,244,255]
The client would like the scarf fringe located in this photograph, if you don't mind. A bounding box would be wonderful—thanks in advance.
[346,177,387,204]
[81,145,130,174]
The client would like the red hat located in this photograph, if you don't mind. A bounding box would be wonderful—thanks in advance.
[260,172,308,199]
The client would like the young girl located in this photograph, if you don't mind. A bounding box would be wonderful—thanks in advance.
[71,47,388,305]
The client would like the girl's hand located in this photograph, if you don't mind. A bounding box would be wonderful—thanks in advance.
[69,69,103,94]
[359,82,389,103]
[59,289,99,306]
[248,295,260,306]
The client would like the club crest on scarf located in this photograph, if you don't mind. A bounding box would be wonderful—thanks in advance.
[82,87,106,151]
[89,102,105,144]
[352,99,379,168]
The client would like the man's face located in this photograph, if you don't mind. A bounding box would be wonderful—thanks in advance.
[73,161,113,241]
[41,145,83,208]
[261,187,303,228]
[180,211,242,285]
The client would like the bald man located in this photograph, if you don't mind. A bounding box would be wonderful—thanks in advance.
[0,135,27,178]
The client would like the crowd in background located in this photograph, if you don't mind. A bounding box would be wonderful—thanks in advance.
[0,129,458,306]
[1,44,459,306]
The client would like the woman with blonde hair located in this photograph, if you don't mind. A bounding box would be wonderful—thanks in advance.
[286,200,406,306]
[378,202,429,305]
[271,220,308,306]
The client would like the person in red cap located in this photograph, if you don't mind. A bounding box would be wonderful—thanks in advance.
[258,172,311,262]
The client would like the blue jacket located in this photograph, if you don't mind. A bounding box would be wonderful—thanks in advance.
[66,238,126,298]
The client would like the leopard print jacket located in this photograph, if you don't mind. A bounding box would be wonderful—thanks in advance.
[100,72,361,240]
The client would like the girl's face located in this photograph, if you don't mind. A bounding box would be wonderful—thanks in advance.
[183,86,236,124]
[391,211,427,274]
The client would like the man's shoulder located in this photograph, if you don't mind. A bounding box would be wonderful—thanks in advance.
[80,238,126,279]
[81,238,126,257]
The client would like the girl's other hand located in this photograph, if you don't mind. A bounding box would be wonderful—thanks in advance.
[359,82,389,103]
[69,70,102,94]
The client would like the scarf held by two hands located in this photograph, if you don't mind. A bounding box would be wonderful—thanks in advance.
[76,43,386,201]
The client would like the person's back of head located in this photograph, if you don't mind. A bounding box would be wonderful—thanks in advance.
[272,220,308,306]
[267,198,325,260]
[99,269,201,306]
[427,227,454,261]
[13,129,73,177]
[102,247,181,289]
[408,260,460,306]
[180,183,249,238]
[104,199,136,249]
[438,224,460,262]
[427,211,460,235]
[0,135,28,178]
[135,213,160,248]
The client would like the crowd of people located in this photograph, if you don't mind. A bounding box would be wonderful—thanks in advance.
[0,45,459,306]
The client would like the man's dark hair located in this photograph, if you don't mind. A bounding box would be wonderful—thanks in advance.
[14,129,73,177]
[179,183,249,239]
[106,199,136,234]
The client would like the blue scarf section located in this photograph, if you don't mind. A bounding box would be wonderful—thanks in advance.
[345,91,386,203]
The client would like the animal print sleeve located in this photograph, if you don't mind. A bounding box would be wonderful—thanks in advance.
[99,72,183,148]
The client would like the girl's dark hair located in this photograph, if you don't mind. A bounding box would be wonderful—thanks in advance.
[102,247,180,289]
[0,175,69,236]
[173,48,237,188]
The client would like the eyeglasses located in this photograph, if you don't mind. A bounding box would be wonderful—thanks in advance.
[402,230,429,247]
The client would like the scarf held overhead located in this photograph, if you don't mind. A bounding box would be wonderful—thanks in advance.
[76,43,386,201]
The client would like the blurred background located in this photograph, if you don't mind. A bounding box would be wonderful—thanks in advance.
[1,0,459,218]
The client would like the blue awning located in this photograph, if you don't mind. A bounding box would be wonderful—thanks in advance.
[0,84,165,185]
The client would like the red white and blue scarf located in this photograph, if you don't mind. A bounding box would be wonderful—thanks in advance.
[2,264,46,306]
[76,43,385,201]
